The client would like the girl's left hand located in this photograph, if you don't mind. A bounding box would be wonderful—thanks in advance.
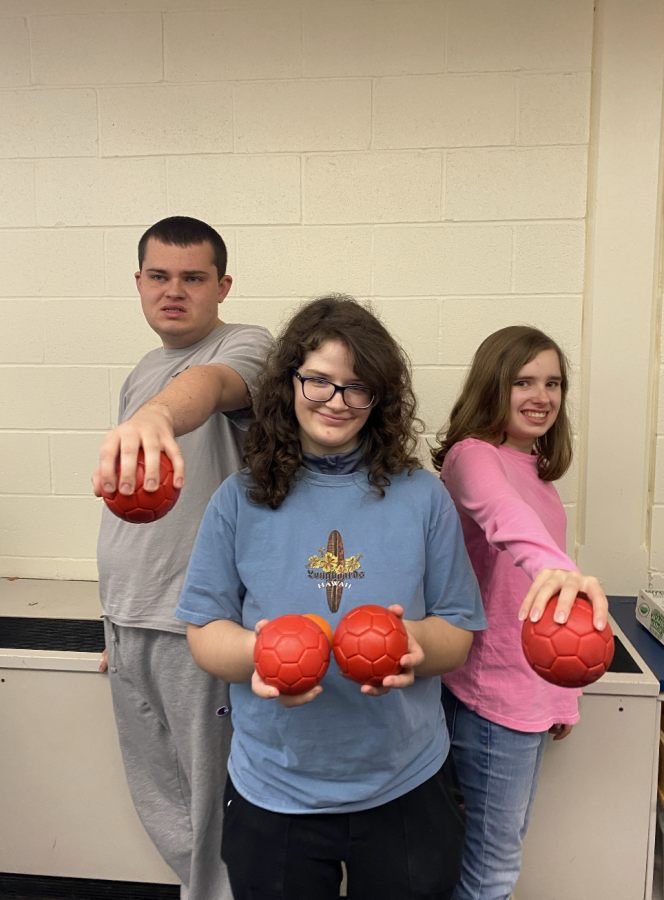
[518,568,608,631]
[549,723,573,741]
[360,605,425,697]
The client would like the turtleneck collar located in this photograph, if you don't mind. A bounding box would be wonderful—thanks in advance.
[301,444,365,475]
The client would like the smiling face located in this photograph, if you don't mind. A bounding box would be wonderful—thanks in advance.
[293,340,373,456]
[136,238,233,349]
[503,348,562,454]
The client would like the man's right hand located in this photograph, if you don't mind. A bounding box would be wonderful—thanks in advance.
[93,363,251,497]
[92,408,185,496]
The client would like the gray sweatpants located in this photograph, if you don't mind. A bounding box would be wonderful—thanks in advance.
[104,620,233,900]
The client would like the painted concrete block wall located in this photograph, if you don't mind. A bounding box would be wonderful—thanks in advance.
[652,314,664,587]
[0,0,595,579]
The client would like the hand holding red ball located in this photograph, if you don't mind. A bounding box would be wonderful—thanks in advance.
[101,449,181,524]
[253,615,331,697]
[252,605,419,706]
[333,604,409,687]
[522,594,614,688]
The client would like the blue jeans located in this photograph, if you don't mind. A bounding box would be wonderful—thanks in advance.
[441,684,548,900]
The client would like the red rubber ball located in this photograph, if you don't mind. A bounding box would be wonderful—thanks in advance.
[333,604,409,687]
[254,614,331,696]
[522,594,614,688]
[101,449,181,524]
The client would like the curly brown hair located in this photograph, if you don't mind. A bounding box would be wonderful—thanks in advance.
[431,325,573,481]
[243,295,423,509]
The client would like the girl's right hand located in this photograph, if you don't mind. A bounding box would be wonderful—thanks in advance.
[251,618,323,708]
[518,569,608,631]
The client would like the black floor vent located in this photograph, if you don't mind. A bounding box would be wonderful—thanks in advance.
[0,618,105,653]
[0,873,179,900]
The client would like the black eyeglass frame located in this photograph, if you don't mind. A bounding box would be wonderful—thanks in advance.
[290,368,375,409]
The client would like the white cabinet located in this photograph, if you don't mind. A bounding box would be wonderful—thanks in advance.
[0,579,178,885]
[518,618,660,900]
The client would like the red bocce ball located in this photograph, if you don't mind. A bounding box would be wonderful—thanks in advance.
[102,449,181,524]
[254,614,331,696]
[522,594,614,688]
[333,604,409,687]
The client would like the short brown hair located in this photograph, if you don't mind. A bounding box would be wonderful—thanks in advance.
[137,216,227,279]
[243,295,423,509]
[431,325,572,481]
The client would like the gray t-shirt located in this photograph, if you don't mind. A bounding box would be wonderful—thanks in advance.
[97,322,272,633]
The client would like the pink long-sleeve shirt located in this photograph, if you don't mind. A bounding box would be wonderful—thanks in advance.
[441,438,580,732]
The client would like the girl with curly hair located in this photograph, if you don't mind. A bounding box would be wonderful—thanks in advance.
[432,325,608,900]
[175,295,486,900]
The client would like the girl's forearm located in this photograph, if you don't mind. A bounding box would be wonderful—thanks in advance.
[406,616,473,677]
[187,615,474,683]
[186,620,256,682]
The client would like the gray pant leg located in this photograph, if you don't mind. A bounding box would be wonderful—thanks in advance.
[105,620,233,900]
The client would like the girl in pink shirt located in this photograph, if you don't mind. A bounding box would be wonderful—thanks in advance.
[431,326,608,900]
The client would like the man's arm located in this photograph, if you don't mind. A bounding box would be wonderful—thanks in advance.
[92,363,250,496]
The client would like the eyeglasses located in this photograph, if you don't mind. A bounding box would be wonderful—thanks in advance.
[290,369,375,409]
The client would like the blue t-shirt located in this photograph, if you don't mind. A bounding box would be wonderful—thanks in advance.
[175,467,486,814]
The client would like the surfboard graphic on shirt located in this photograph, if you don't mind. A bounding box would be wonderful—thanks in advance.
[305,531,364,614]
[325,530,344,612]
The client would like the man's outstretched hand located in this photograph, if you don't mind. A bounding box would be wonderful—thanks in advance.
[92,408,184,497]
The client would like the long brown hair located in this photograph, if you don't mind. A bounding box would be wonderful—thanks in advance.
[431,325,572,481]
[243,295,423,509]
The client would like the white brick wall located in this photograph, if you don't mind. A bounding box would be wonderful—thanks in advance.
[0,0,598,576]
[0,89,98,157]
[99,85,234,157]
[445,147,588,220]
[303,3,446,77]
[446,0,593,72]
[164,8,302,82]
[235,80,372,153]
[652,316,664,587]
[236,227,372,297]
[0,301,43,363]
[304,152,442,223]
[0,230,106,296]
[36,158,168,226]
[167,156,301,223]
[518,74,591,145]
[373,75,515,149]
[0,17,30,86]
[0,161,36,227]
[31,13,163,85]
[372,225,513,295]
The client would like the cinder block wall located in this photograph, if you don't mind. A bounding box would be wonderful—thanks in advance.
[0,0,601,581]
[654,321,664,587]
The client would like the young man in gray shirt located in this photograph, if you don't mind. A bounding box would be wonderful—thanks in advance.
[93,217,272,900]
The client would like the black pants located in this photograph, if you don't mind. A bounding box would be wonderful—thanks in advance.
[221,757,465,900]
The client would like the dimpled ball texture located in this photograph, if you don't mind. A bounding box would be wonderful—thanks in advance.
[522,595,614,688]
[303,613,334,648]
[102,449,181,524]
[333,604,409,687]
[254,614,331,696]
